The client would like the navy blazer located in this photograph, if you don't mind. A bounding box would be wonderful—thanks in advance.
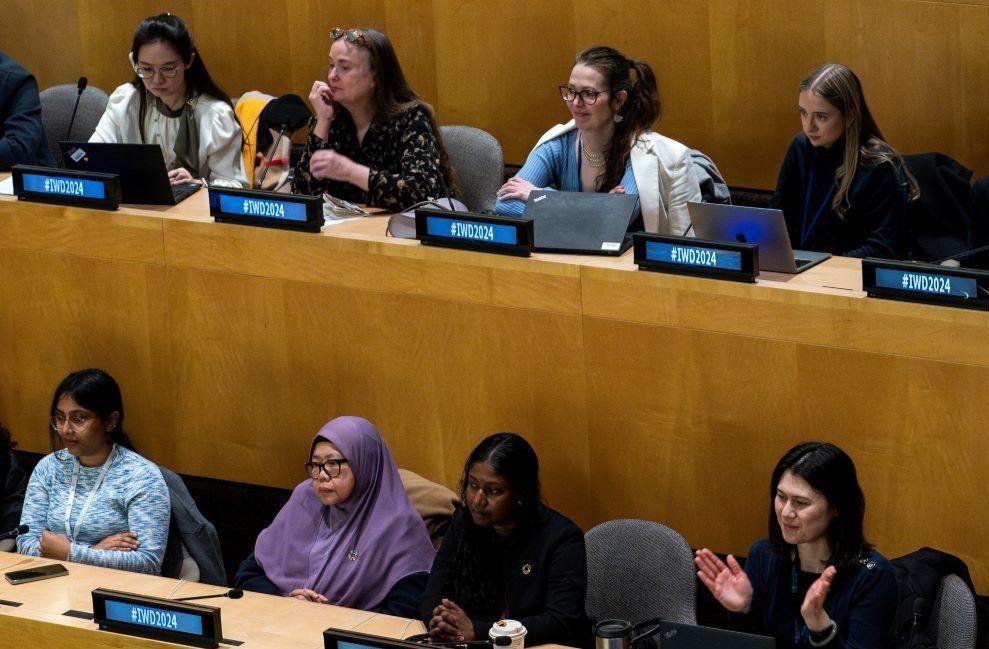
[0,51,54,169]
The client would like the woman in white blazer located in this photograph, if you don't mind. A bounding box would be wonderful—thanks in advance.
[495,46,700,235]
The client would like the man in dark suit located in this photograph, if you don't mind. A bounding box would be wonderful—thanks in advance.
[0,51,54,169]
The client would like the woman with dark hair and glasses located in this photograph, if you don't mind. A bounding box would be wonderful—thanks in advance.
[695,442,897,648]
[292,27,454,211]
[421,433,589,647]
[235,416,434,616]
[770,64,917,258]
[496,46,701,235]
[90,13,247,187]
[16,369,170,575]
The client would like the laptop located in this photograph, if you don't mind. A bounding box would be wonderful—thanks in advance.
[323,628,423,649]
[636,619,776,649]
[688,202,830,274]
[60,141,202,205]
[523,190,643,255]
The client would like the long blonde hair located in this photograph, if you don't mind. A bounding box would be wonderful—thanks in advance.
[800,64,918,218]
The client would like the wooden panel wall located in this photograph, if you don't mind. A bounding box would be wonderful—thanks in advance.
[3,1,989,188]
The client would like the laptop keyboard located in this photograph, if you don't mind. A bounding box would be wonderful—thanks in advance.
[171,183,200,203]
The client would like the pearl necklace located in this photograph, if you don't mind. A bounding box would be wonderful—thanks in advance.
[581,145,606,168]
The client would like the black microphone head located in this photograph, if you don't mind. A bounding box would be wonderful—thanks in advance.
[913,597,927,614]
[227,588,244,599]
[77,76,88,92]
[493,637,512,646]
[17,524,28,534]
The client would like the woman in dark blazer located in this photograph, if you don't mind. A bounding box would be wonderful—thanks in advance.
[421,433,588,647]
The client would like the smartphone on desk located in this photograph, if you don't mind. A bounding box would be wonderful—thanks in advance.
[5,563,69,584]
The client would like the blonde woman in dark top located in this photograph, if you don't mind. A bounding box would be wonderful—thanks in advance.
[292,27,454,211]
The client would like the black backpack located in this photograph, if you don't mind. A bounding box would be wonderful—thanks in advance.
[887,547,974,648]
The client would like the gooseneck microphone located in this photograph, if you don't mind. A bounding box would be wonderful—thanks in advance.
[0,524,28,541]
[173,588,244,602]
[65,76,88,144]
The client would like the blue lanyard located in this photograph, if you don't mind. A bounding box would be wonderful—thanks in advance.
[800,151,837,248]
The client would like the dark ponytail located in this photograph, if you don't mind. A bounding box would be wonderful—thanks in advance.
[129,13,238,142]
[575,47,661,192]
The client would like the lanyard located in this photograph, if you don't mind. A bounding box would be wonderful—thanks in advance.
[63,446,116,543]
[800,150,837,248]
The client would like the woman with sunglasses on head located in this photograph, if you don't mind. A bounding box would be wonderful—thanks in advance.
[770,64,917,259]
[421,433,589,647]
[292,27,454,211]
[89,13,247,187]
[496,46,701,235]
[234,416,434,617]
[16,369,170,575]
[695,442,897,648]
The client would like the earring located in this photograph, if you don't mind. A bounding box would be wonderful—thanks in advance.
[614,114,624,124]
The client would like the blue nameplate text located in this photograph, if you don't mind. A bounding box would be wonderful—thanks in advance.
[12,164,120,211]
[415,208,533,257]
[209,187,323,233]
[634,233,758,282]
[863,259,989,310]
[105,600,204,635]
[92,588,222,648]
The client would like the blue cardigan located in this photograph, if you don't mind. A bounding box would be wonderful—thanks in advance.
[737,538,897,649]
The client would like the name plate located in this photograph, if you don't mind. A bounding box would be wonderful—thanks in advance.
[92,587,222,648]
[862,258,989,310]
[209,187,323,233]
[11,164,120,211]
[634,233,759,283]
[415,208,533,257]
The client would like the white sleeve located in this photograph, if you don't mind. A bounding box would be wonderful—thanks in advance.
[666,149,702,238]
[202,103,247,188]
[89,84,135,144]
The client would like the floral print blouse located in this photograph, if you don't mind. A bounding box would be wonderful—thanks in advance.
[292,103,446,211]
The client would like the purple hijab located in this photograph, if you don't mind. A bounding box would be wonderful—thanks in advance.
[254,416,435,609]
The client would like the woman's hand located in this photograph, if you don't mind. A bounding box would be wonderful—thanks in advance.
[800,566,836,632]
[168,167,195,185]
[288,588,329,603]
[93,531,139,551]
[308,81,335,124]
[309,149,368,188]
[498,176,537,202]
[39,530,71,560]
[694,548,754,613]
[609,184,626,194]
[428,598,475,642]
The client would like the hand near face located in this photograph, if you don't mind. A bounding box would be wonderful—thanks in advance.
[288,588,329,603]
[168,167,195,185]
[800,565,836,632]
[309,80,335,124]
[93,531,140,551]
[694,549,754,613]
[428,598,475,642]
[40,530,71,560]
[498,176,537,202]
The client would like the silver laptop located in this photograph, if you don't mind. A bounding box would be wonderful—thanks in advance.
[688,202,830,274]
[636,620,776,649]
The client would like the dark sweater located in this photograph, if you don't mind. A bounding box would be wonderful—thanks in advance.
[0,51,54,169]
[736,538,897,649]
[420,506,589,647]
[769,133,908,259]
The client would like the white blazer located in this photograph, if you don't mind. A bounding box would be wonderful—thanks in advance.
[533,120,701,235]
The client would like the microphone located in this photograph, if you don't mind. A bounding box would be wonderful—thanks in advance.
[173,588,243,602]
[65,77,88,144]
[0,524,28,541]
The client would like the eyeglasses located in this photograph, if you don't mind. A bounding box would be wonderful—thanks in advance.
[50,413,95,432]
[330,27,372,50]
[558,85,610,105]
[134,64,182,80]
[305,458,349,479]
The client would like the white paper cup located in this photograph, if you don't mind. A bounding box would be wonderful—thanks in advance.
[489,619,527,649]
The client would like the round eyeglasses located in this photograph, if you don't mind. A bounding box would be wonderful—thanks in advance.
[50,413,95,432]
[558,85,610,105]
[134,64,181,80]
[305,458,349,479]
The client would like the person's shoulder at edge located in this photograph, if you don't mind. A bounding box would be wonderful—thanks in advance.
[105,83,140,107]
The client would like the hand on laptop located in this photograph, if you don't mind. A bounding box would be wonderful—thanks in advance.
[168,167,195,185]
[609,184,625,194]
[498,176,537,202]
[694,548,754,613]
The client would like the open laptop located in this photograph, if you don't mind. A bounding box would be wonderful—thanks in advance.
[523,190,642,255]
[636,619,776,649]
[688,202,830,274]
[60,142,202,205]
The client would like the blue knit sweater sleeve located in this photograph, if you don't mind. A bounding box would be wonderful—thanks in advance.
[17,448,171,575]
[495,136,568,216]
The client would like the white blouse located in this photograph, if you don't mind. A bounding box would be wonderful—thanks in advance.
[90,83,247,188]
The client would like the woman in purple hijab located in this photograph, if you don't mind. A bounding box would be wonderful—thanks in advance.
[235,416,435,616]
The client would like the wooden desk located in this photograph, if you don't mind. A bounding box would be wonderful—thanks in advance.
[0,552,424,648]
[0,182,986,592]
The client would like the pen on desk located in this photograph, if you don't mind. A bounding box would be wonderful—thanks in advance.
[166,578,187,599]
